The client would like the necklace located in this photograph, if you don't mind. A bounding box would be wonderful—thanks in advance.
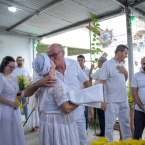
[6,76,17,91]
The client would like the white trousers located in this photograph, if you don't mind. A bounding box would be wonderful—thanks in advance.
[105,101,132,142]
[76,114,87,145]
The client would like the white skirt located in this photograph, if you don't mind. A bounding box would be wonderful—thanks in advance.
[0,104,25,145]
[39,112,80,145]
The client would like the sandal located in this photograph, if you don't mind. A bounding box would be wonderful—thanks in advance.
[29,127,35,132]
[34,127,39,132]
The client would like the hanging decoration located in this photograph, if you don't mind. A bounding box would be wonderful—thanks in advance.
[98,28,113,48]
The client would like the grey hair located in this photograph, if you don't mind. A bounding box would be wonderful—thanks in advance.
[57,44,63,51]
[98,56,107,63]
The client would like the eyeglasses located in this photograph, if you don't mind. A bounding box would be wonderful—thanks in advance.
[48,50,63,58]
[78,59,84,62]
[17,60,23,62]
[7,65,15,69]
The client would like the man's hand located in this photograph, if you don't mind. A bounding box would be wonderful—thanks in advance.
[101,102,106,111]
[116,66,127,75]
[91,64,95,71]
[142,106,145,113]
[38,75,58,87]
[116,66,128,81]
[88,107,94,119]
[19,90,25,100]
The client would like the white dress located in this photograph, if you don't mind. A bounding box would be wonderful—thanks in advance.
[0,73,25,145]
[27,94,39,128]
[38,79,80,145]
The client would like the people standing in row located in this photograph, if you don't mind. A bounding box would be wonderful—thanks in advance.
[13,56,32,120]
[99,45,132,142]
[0,56,25,145]
[131,56,145,139]
[77,55,92,133]
[91,56,107,137]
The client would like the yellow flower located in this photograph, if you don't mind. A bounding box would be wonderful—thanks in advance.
[139,139,145,145]
[91,141,105,145]
[97,137,108,142]
[91,138,145,145]
[16,96,22,108]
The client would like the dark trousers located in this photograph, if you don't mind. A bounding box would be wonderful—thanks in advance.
[85,106,88,130]
[97,108,105,136]
[134,109,145,139]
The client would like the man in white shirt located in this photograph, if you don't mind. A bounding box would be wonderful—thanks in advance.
[77,55,91,132]
[91,56,107,137]
[13,56,32,120]
[99,45,132,142]
[131,57,145,139]
[25,44,94,145]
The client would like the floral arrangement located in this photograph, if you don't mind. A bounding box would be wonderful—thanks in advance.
[98,28,113,48]
[16,75,32,108]
[17,75,32,91]
[91,137,145,145]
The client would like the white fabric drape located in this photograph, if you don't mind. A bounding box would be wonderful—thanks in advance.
[68,84,103,108]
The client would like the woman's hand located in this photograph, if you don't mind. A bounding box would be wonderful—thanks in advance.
[18,90,25,101]
[12,101,19,109]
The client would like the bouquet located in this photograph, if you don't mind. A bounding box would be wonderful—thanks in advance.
[16,75,32,108]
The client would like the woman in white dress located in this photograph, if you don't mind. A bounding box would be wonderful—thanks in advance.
[0,56,25,145]
[23,53,80,145]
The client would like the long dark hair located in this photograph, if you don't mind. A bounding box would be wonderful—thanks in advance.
[0,56,15,73]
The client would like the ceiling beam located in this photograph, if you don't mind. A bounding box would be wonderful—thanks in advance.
[113,0,145,18]
[39,9,123,38]
[113,0,127,8]
[128,0,145,17]
[0,26,38,38]
[128,6,145,16]
[129,0,145,7]
[6,0,63,31]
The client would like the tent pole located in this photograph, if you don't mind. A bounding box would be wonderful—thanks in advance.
[126,9,134,138]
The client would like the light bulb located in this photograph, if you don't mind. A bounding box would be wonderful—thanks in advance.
[8,6,16,12]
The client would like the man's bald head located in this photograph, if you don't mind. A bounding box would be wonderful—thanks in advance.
[47,43,65,67]
[141,57,145,72]
[47,43,63,52]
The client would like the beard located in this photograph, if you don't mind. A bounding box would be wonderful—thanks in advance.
[143,67,145,71]
[18,63,22,66]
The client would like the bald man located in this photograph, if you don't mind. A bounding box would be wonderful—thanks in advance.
[131,57,145,139]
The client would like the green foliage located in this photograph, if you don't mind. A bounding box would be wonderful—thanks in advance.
[95,58,98,62]
[89,14,103,66]
[89,108,99,135]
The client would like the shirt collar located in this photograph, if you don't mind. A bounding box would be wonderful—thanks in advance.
[111,58,123,64]
[64,58,70,67]
[83,66,87,70]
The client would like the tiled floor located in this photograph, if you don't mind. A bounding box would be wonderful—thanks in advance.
[22,115,145,145]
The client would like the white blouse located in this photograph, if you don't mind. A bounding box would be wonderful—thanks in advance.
[38,79,70,114]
